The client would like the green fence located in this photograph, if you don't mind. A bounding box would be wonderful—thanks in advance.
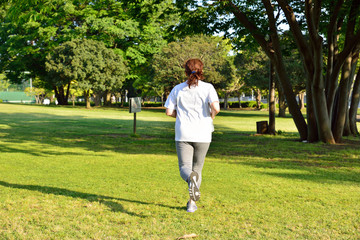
[0,91,35,103]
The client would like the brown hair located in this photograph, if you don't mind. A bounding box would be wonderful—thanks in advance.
[184,58,205,87]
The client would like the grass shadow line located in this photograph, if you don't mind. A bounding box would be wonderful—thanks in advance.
[0,180,184,216]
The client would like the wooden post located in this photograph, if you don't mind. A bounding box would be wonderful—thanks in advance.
[133,112,136,135]
[129,97,141,135]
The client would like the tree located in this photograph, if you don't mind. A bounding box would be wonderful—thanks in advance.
[217,56,244,110]
[175,0,360,143]
[151,35,236,98]
[0,74,10,91]
[235,49,269,109]
[46,39,128,109]
[1,0,177,104]
[24,87,46,104]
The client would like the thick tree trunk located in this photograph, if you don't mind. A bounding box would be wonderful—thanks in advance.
[104,91,112,106]
[310,44,335,143]
[84,90,91,109]
[53,86,68,105]
[306,81,318,142]
[268,62,276,134]
[304,0,335,144]
[93,92,103,107]
[332,53,352,142]
[349,67,360,135]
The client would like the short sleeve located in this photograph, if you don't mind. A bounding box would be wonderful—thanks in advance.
[208,84,219,104]
[164,88,177,110]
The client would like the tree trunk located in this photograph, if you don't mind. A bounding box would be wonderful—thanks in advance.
[255,88,261,110]
[93,92,102,107]
[298,92,305,110]
[306,81,318,142]
[65,81,71,103]
[310,42,335,144]
[304,0,335,144]
[223,92,229,110]
[104,91,112,106]
[120,93,125,107]
[265,8,307,139]
[53,86,68,105]
[349,67,360,135]
[84,90,91,109]
[268,62,276,134]
[238,94,242,108]
[278,86,286,117]
[332,53,352,142]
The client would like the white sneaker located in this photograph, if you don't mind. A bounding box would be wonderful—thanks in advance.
[187,200,198,213]
[188,171,200,201]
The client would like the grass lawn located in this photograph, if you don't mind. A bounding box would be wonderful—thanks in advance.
[0,103,360,239]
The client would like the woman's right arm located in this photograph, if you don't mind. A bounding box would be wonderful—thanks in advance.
[166,108,177,118]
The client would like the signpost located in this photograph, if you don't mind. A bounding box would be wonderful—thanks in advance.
[129,97,141,135]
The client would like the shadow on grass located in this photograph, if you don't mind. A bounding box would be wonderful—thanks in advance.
[0,180,185,216]
[0,111,176,156]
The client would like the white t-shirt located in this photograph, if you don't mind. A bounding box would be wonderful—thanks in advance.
[165,80,219,143]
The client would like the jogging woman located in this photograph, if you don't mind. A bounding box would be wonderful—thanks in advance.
[164,58,220,213]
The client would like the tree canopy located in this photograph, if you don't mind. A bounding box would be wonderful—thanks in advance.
[0,0,177,103]
[46,38,128,108]
[151,35,237,99]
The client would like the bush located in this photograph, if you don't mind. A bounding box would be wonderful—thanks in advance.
[220,101,266,109]
[241,101,257,108]
[143,102,163,107]
[260,104,268,109]
[0,99,2,103]
[228,102,239,108]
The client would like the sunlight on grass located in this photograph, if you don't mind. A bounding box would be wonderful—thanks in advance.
[1,104,360,239]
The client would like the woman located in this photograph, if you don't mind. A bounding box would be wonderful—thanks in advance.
[165,58,220,213]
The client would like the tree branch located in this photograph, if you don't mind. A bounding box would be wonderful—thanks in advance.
[276,0,314,75]
[218,0,272,57]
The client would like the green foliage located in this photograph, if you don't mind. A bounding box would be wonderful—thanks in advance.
[46,39,128,94]
[1,0,177,92]
[235,49,269,91]
[174,0,271,50]
[219,100,266,109]
[0,74,10,91]
[151,34,235,95]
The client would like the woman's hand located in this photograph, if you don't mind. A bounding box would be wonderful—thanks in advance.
[166,108,177,118]
[210,101,220,119]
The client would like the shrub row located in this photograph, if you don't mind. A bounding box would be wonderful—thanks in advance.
[220,101,268,109]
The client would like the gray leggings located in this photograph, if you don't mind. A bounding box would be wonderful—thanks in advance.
[175,141,210,188]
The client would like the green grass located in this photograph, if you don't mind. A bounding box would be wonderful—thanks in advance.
[1,103,360,239]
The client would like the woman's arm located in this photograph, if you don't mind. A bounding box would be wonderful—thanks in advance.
[166,108,177,118]
[210,101,220,119]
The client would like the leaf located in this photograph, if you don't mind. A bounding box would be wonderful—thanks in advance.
[176,233,198,240]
